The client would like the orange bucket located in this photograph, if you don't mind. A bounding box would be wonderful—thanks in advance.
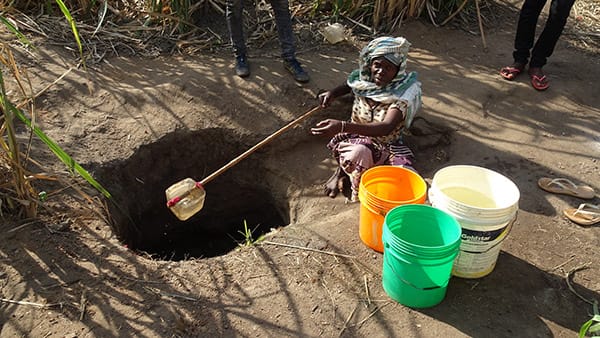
[358,166,427,252]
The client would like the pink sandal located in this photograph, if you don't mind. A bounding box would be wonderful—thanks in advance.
[529,68,549,91]
[500,65,524,81]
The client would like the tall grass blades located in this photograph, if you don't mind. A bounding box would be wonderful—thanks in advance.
[0,58,37,218]
[55,0,84,62]
[1,8,111,221]
[10,103,112,199]
[0,16,32,47]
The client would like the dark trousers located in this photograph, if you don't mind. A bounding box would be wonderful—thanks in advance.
[225,0,296,60]
[513,0,575,68]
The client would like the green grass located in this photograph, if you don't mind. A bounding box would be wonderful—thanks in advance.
[579,300,600,338]
[0,2,111,219]
[238,220,265,247]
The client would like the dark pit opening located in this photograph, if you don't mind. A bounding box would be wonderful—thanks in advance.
[95,129,289,260]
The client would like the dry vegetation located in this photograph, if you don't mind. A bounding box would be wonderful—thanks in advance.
[0,0,480,223]
[0,0,598,233]
[0,1,599,337]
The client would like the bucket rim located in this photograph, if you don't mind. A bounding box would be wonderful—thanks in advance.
[359,166,427,205]
[428,186,519,221]
[383,226,462,254]
[383,204,463,251]
[430,165,520,211]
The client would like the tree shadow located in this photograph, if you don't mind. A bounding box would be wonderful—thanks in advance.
[422,251,599,337]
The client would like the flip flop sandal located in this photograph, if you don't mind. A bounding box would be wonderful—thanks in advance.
[537,177,595,199]
[530,74,549,91]
[500,66,523,81]
[563,203,600,226]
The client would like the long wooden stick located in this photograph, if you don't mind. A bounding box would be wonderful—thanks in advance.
[475,0,488,50]
[199,106,321,185]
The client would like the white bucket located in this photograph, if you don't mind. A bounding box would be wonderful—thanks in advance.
[428,165,520,278]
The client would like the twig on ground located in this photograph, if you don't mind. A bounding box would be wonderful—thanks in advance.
[121,275,164,284]
[0,298,62,308]
[320,279,338,326]
[565,263,596,305]
[144,286,199,301]
[7,219,39,233]
[31,67,73,101]
[439,0,469,26]
[161,292,199,301]
[342,15,374,33]
[79,289,87,321]
[261,240,355,258]
[338,303,358,337]
[552,255,576,271]
[364,275,371,306]
[352,301,394,329]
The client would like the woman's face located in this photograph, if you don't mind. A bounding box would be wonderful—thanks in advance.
[370,57,399,87]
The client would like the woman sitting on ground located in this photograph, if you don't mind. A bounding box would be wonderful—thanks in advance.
[311,36,422,202]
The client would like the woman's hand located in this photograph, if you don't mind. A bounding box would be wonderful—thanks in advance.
[318,91,335,108]
[311,119,344,137]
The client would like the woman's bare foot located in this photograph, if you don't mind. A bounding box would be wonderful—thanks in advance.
[324,167,345,198]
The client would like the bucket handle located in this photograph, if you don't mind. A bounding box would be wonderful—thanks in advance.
[384,251,446,291]
[460,214,517,254]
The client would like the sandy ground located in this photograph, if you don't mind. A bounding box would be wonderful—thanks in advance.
[1,5,600,338]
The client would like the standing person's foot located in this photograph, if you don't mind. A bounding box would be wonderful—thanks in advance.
[500,62,525,81]
[234,55,250,78]
[283,58,310,83]
[528,67,549,91]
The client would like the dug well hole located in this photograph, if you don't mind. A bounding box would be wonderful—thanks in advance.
[95,129,290,260]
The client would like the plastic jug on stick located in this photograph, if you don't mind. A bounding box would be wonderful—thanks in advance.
[166,178,206,221]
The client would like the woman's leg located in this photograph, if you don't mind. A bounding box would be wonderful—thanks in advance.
[338,143,375,202]
[326,135,387,201]
[388,143,416,171]
[324,166,345,198]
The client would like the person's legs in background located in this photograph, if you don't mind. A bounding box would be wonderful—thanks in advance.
[513,0,547,66]
[500,0,546,81]
[528,0,575,90]
[270,0,310,83]
[529,0,576,68]
[226,0,250,77]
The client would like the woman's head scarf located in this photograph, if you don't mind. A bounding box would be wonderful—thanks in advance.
[346,36,421,129]
[347,36,418,103]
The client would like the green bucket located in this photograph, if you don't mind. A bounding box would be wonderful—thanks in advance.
[382,204,461,308]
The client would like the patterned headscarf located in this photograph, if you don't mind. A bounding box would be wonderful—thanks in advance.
[347,36,418,104]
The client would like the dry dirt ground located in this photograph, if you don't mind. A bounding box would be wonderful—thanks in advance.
[1,3,600,338]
